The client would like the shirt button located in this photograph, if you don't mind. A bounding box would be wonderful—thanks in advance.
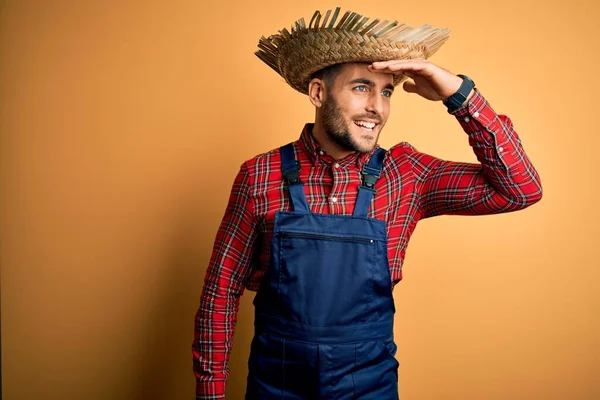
[464,117,470,122]
[319,150,324,156]
[473,111,480,118]
[498,146,504,152]
[334,163,340,168]
[331,197,338,203]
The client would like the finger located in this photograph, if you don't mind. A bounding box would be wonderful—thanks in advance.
[388,62,429,73]
[371,63,430,76]
[371,59,428,70]
[367,66,396,75]
[366,65,404,76]
[367,64,420,75]
[403,80,419,94]
[371,58,426,66]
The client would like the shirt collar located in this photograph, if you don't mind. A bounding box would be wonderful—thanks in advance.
[298,123,376,169]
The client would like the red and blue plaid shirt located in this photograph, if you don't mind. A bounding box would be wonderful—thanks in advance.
[193,89,543,398]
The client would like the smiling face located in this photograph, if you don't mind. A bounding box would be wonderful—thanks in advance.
[310,63,395,155]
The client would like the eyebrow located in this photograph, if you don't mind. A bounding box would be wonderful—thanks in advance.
[349,78,395,92]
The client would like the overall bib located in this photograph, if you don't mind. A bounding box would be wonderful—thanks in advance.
[246,143,399,400]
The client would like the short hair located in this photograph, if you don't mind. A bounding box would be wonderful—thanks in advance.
[311,63,344,88]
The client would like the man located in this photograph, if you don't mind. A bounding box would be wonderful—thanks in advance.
[192,7,542,400]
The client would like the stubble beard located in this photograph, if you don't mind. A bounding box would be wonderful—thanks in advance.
[322,94,381,154]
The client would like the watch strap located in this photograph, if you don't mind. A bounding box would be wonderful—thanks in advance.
[443,74,475,112]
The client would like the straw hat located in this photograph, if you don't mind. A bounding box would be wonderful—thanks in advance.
[255,7,451,95]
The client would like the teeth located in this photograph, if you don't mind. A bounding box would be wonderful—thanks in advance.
[355,120,376,129]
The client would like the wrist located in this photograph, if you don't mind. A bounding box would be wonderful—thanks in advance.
[443,74,476,112]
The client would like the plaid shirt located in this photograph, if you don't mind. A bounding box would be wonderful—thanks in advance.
[193,89,543,398]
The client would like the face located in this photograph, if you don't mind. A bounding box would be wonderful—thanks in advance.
[320,63,394,153]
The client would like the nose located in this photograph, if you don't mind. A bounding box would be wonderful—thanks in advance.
[366,91,384,116]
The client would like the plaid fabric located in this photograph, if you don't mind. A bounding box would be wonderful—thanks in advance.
[193,89,543,398]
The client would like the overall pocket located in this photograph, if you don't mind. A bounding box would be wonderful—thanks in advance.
[278,231,377,326]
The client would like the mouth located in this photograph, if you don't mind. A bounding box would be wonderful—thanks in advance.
[353,119,380,133]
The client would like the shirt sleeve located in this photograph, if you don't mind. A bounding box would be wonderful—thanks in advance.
[192,162,258,399]
[408,88,543,219]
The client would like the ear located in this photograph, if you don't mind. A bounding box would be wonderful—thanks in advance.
[308,78,326,108]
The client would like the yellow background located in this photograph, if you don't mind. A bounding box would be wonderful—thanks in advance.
[1,0,599,399]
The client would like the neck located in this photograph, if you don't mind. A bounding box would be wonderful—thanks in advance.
[311,120,354,161]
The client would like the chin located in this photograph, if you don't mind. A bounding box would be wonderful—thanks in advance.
[359,143,377,153]
[350,128,378,151]
[354,138,378,153]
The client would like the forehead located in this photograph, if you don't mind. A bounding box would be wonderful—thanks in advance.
[338,62,394,85]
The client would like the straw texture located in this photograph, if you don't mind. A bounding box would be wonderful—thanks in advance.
[256,7,451,95]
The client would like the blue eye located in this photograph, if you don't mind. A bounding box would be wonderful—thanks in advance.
[382,90,393,98]
[355,85,368,92]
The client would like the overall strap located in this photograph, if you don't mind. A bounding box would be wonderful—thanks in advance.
[280,143,310,213]
[353,147,387,217]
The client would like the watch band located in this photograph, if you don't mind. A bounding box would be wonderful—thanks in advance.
[443,74,475,112]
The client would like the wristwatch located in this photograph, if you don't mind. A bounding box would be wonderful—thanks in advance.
[443,74,475,112]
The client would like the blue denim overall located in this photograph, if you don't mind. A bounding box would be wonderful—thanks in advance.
[246,143,399,399]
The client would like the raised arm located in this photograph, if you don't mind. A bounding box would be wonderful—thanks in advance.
[408,89,542,218]
[368,59,542,218]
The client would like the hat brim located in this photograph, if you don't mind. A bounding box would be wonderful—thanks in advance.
[256,9,450,95]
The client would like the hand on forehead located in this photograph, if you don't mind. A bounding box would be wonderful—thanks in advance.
[341,63,396,84]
